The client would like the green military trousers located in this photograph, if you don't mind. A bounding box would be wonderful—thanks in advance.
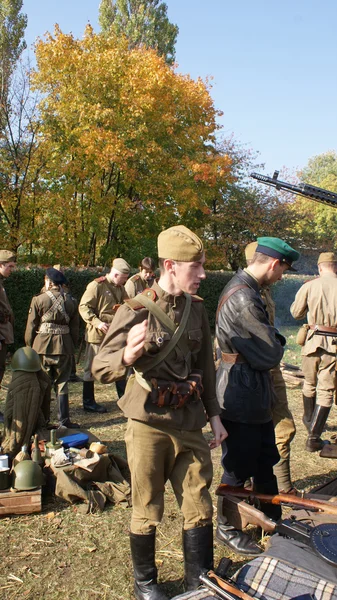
[271,365,296,460]
[302,350,337,408]
[125,419,213,535]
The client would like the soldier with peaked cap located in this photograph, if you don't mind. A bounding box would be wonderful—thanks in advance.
[125,257,156,298]
[79,258,131,413]
[25,267,80,429]
[92,225,227,599]
[291,251,337,452]
[0,249,16,422]
[245,242,296,493]
[216,237,299,557]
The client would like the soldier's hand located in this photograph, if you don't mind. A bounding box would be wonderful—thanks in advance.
[123,320,148,366]
[208,415,228,449]
[98,322,109,334]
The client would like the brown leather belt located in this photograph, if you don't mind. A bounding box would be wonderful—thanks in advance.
[309,325,337,334]
[221,351,246,364]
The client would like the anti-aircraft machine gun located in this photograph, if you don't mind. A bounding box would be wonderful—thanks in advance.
[251,170,337,208]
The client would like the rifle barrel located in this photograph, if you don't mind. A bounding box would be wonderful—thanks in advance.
[250,171,337,208]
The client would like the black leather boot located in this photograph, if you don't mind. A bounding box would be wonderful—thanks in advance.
[83,381,107,413]
[130,532,168,600]
[302,395,316,432]
[183,525,213,591]
[216,497,261,556]
[253,476,282,521]
[58,393,80,429]
[306,405,331,452]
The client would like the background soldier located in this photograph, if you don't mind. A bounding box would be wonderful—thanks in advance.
[0,249,16,423]
[92,225,227,599]
[216,237,299,556]
[79,258,130,413]
[25,267,80,429]
[125,257,156,298]
[291,252,337,452]
[245,242,296,493]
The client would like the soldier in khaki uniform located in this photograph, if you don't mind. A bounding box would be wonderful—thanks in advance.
[245,242,296,493]
[25,268,80,429]
[291,252,337,452]
[79,258,130,413]
[0,250,16,423]
[92,226,227,599]
[125,257,156,298]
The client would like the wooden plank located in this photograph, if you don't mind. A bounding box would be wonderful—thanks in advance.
[0,488,41,516]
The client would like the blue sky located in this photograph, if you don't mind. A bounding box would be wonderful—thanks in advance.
[23,0,337,177]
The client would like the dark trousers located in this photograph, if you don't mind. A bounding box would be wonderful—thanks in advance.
[220,419,280,486]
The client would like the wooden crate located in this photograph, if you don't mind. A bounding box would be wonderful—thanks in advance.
[0,487,41,516]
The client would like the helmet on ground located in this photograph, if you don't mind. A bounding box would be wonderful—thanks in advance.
[11,347,41,372]
[12,460,44,490]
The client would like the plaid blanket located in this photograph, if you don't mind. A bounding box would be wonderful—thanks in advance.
[234,554,337,600]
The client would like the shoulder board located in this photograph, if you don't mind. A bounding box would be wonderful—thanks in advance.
[191,294,203,302]
[124,288,158,311]
[132,274,140,281]
[141,288,157,301]
[95,276,107,283]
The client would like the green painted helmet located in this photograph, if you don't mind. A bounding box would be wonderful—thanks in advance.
[12,460,44,490]
[11,347,41,372]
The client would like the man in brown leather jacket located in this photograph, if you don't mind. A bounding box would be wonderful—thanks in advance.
[291,252,337,452]
[92,225,227,600]
[25,268,79,429]
[0,249,16,423]
[79,258,130,413]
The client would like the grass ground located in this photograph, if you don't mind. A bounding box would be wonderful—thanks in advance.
[0,327,336,600]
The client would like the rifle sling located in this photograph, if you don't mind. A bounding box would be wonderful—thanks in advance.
[133,293,192,392]
[216,284,249,324]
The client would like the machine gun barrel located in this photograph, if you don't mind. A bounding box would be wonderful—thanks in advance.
[251,170,337,208]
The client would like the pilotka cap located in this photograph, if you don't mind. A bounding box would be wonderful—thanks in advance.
[317,252,337,264]
[113,258,131,274]
[0,250,16,263]
[245,241,258,262]
[256,237,300,270]
[158,225,204,261]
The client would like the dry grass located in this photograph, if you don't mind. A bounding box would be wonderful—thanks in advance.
[0,329,336,600]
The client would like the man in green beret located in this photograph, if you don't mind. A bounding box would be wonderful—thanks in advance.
[92,225,227,599]
[0,250,16,422]
[245,242,296,494]
[79,258,131,413]
[291,252,337,452]
[216,236,299,556]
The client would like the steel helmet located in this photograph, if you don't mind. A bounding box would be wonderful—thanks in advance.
[11,347,41,372]
[12,460,44,490]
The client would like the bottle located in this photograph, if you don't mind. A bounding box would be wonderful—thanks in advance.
[32,434,43,467]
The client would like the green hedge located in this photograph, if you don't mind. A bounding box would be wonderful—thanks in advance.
[4,269,311,350]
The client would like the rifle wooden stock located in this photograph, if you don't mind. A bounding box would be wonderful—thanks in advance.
[221,494,276,532]
[216,484,337,515]
[200,571,254,600]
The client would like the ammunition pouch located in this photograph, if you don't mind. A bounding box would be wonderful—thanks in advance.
[149,369,203,409]
[296,324,310,346]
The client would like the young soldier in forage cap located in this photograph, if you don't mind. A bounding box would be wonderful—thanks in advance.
[79,258,131,413]
[92,226,227,600]
[245,242,296,493]
[0,250,16,422]
[216,237,299,556]
[291,252,337,452]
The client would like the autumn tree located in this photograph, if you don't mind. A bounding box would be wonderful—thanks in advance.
[98,0,178,65]
[0,0,27,105]
[289,151,337,250]
[31,27,232,265]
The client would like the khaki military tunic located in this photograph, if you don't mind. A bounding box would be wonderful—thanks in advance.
[79,276,128,344]
[0,274,14,384]
[92,281,220,533]
[124,273,148,298]
[291,273,337,406]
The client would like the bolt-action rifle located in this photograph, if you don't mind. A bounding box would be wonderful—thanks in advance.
[251,170,337,208]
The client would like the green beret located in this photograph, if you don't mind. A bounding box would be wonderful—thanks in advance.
[0,249,16,263]
[113,258,131,274]
[158,225,204,262]
[256,237,300,270]
[317,252,337,265]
